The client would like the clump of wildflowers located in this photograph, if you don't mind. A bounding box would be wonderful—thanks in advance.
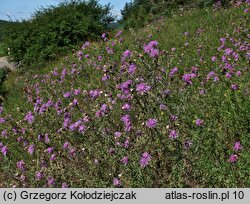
[144,40,160,58]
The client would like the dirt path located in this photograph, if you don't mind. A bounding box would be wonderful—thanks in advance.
[0,56,16,71]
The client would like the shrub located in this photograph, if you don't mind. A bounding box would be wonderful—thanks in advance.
[0,67,9,97]
[4,0,115,70]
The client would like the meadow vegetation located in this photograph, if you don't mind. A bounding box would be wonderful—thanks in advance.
[0,0,249,187]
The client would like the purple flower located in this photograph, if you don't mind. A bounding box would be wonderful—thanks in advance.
[184,140,192,149]
[234,141,242,151]
[231,84,239,90]
[35,171,44,181]
[118,80,132,93]
[163,89,170,97]
[89,90,101,99]
[146,118,158,128]
[28,144,35,155]
[140,152,152,167]
[97,55,102,61]
[45,134,50,144]
[63,92,71,98]
[48,177,55,187]
[1,129,7,138]
[100,104,108,112]
[114,132,122,138]
[62,182,68,188]
[182,73,196,84]
[160,104,167,110]
[121,156,129,165]
[102,75,110,81]
[122,50,131,58]
[214,76,219,82]
[78,125,86,133]
[128,63,136,74]
[109,148,116,155]
[144,41,160,58]
[225,48,233,55]
[17,137,23,143]
[169,67,178,77]
[124,139,130,148]
[24,111,34,124]
[113,178,121,187]
[149,49,159,57]
[73,99,78,106]
[121,115,132,132]
[236,71,241,76]
[0,118,5,123]
[17,160,25,171]
[50,154,56,161]
[101,33,106,39]
[136,83,151,94]
[170,115,178,121]
[169,130,178,139]
[199,89,206,95]
[121,114,130,123]
[63,141,70,150]
[225,72,232,79]
[1,146,8,156]
[115,30,122,37]
[122,103,131,111]
[46,147,54,154]
[81,41,90,49]
[195,119,204,126]
[69,123,78,131]
[211,56,217,61]
[229,154,238,163]
[20,175,26,182]
[77,51,83,59]
[69,148,76,157]
[244,8,249,13]
[0,106,3,114]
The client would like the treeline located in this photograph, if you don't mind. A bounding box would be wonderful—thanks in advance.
[120,0,231,29]
[3,0,115,70]
[0,20,12,42]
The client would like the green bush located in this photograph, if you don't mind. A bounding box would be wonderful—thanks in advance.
[4,0,115,70]
[0,68,9,97]
[120,0,232,29]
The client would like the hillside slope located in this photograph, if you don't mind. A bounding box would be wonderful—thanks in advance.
[0,2,249,188]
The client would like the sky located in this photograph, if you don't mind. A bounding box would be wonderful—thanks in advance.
[0,0,130,21]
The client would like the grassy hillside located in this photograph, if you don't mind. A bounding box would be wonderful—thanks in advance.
[0,2,250,188]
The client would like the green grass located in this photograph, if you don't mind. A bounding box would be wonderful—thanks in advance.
[0,4,249,188]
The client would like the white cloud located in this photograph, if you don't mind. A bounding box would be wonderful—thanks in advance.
[112,9,122,19]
